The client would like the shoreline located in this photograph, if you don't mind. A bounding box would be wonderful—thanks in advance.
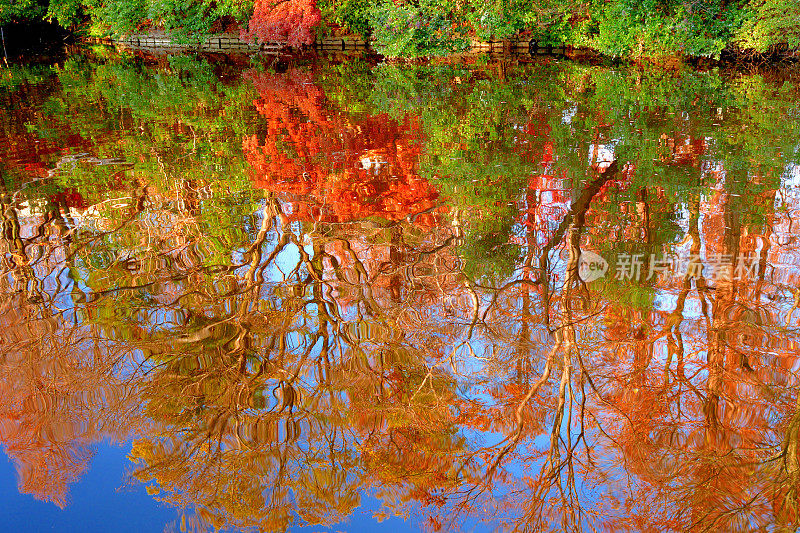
[85,32,577,58]
[82,30,799,68]
[1,22,796,67]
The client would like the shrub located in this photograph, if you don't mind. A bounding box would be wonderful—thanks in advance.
[246,0,320,47]
[735,0,800,53]
[318,0,373,37]
[592,0,745,59]
[91,0,149,35]
[368,0,468,58]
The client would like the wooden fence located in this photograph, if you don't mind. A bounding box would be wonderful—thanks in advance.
[89,33,568,55]
[88,33,280,52]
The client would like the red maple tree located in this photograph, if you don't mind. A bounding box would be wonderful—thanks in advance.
[245,0,321,47]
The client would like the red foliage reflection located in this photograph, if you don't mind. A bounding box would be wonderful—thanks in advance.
[243,69,440,224]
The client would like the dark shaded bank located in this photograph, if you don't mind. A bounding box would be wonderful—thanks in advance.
[1,22,71,61]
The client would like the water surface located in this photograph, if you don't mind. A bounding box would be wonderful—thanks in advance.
[2,47,800,532]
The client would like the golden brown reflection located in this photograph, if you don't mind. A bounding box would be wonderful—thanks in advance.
[2,53,800,531]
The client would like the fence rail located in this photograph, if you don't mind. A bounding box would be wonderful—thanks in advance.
[88,34,569,55]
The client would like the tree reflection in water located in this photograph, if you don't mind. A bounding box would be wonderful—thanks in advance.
[1,51,800,531]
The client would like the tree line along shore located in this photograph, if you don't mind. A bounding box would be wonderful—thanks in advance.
[1,0,798,60]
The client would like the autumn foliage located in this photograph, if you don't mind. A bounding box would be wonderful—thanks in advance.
[243,69,440,224]
[245,0,321,47]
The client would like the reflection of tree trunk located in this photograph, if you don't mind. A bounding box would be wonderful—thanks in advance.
[245,201,276,287]
[551,219,579,467]
[632,316,651,391]
[308,233,335,387]
[538,161,619,330]
[488,166,617,528]
[516,186,540,383]
[636,187,650,244]
[692,179,745,529]
[0,193,33,297]
[179,178,201,217]
[704,191,742,445]
[537,165,596,529]
[388,225,403,303]
[654,200,703,404]
[775,395,800,527]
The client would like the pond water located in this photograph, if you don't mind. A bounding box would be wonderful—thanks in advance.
[2,46,800,532]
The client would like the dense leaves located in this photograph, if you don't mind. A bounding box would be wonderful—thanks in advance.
[2,0,799,57]
[735,0,800,53]
[246,0,321,47]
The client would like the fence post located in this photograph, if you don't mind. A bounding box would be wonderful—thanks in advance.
[1,26,8,64]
